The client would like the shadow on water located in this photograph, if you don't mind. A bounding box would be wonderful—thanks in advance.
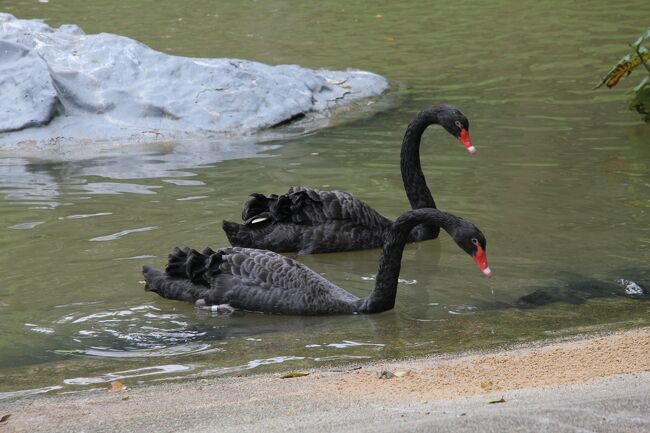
[513,269,648,308]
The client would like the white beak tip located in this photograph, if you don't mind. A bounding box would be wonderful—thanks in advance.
[467,146,477,154]
[482,267,492,278]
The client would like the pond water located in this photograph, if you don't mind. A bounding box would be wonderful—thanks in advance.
[1,0,649,398]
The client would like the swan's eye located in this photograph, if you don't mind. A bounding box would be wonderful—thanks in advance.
[471,238,479,246]
[454,120,463,128]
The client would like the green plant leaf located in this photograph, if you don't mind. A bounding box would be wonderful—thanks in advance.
[630,76,650,121]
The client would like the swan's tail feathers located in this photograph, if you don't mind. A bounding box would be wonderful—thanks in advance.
[143,245,224,302]
[223,220,255,248]
[242,192,293,223]
[142,264,208,303]
[165,247,216,286]
[242,193,272,221]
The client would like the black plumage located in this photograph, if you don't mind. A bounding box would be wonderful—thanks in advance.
[143,208,491,315]
[222,105,474,254]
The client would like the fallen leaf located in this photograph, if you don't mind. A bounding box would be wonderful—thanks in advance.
[383,36,395,42]
[109,381,127,392]
[487,397,506,404]
[121,396,129,401]
[0,414,10,423]
[376,370,394,379]
[480,381,494,390]
[279,372,309,379]
[394,370,410,378]
[375,14,383,19]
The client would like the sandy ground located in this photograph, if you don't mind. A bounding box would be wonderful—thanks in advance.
[1,328,649,433]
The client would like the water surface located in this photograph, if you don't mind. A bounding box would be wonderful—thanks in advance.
[1,0,649,397]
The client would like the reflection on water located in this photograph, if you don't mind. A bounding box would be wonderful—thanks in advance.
[1,0,649,398]
[0,139,281,208]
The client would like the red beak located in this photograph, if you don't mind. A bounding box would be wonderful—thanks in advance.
[472,244,492,278]
[459,128,476,154]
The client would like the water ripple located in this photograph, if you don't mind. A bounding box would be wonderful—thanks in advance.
[306,340,385,349]
[64,364,193,385]
[176,195,209,201]
[79,182,161,195]
[75,343,216,358]
[201,355,306,377]
[162,179,205,186]
[46,304,219,359]
[58,212,112,220]
[0,386,63,401]
[89,226,158,241]
[8,221,44,229]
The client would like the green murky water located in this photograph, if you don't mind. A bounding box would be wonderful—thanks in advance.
[1,0,649,398]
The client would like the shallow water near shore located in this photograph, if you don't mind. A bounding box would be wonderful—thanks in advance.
[1,0,649,397]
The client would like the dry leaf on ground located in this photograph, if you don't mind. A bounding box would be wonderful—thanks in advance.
[109,381,127,392]
[279,372,310,379]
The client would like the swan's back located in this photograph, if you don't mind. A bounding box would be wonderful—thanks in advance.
[241,187,391,227]
[226,187,394,253]
[284,187,392,228]
[144,246,361,315]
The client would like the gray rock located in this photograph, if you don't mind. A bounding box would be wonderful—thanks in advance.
[0,40,58,132]
[0,13,388,147]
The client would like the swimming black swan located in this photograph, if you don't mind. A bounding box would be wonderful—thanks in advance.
[222,105,475,254]
[142,208,491,315]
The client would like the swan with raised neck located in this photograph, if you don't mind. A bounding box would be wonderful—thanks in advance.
[222,105,476,254]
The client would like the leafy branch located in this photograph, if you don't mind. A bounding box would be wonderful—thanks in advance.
[595,26,650,121]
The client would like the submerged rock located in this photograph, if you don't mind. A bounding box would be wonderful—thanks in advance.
[0,14,388,147]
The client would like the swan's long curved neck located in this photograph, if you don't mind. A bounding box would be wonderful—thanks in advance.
[359,209,458,314]
[400,108,442,210]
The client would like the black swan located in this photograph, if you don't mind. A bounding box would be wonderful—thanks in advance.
[142,208,491,315]
[222,105,475,254]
